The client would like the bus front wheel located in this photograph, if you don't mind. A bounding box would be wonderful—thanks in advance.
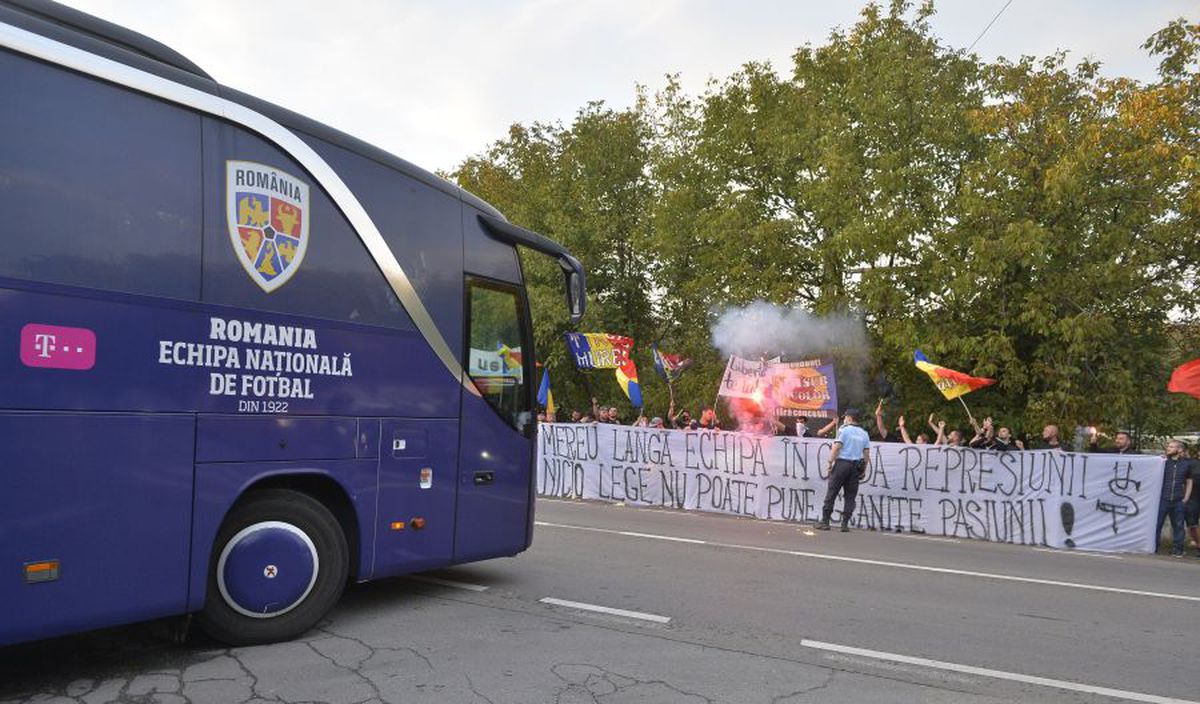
[198,489,348,645]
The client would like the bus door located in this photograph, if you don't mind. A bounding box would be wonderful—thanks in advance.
[373,418,460,575]
[454,278,535,562]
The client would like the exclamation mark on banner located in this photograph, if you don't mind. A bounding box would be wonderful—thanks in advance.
[1060,502,1076,549]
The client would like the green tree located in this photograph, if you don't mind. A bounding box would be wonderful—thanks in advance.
[454,3,1200,438]
[455,103,659,417]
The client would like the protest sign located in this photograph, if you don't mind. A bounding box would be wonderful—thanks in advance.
[718,355,781,399]
[719,356,838,420]
[469,347,522,394]
[765,360,838,419]
[537,424,1165,553]
[469,347,523,378]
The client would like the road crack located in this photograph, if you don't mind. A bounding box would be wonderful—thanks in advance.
[770,669,836,703]
[464,674,498,704]
[551,662,713,704]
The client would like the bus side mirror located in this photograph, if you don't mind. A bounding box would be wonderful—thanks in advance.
[565,270,584,324]
[559,255,586,324]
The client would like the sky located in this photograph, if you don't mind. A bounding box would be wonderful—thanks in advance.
[55,0,1196,175]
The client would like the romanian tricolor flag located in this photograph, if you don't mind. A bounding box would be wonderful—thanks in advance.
[565,332,643,407]
[914,349,995,400]
[615,355,643,408]
[537,368,556,414]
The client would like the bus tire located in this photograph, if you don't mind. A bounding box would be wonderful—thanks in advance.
[197,489,348,645]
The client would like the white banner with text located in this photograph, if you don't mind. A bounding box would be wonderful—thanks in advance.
[537,424,1165,553]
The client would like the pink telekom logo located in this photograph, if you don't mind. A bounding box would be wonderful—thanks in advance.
[20,324,96,370]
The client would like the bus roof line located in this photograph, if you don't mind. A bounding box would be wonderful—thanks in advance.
[0,1,505,222]
[0,18,479,396]
[477,214,577,265]
[477,214,587,322]
[4,0,212,79]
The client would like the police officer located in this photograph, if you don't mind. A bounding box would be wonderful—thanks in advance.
[817,407,871,532]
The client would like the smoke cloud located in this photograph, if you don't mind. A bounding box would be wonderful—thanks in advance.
[709,301,874,424]
[710,301,869,360]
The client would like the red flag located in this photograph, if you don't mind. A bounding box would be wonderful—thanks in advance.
[1168,359,1200,399]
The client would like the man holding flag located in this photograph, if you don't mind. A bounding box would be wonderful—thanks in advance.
[652,343,692,415]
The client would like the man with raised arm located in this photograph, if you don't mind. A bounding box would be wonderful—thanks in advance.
[873,399,904,442]
[874,399,888,439]
[816,408,871,533]
[927,413,948,445]
[814,416,839,437]
[969,417,994,449]
[1087,428,1137,454]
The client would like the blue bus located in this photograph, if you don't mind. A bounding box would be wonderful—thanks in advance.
[0,0,585,646]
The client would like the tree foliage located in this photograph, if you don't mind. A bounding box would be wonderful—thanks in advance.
[454,1,1200,440]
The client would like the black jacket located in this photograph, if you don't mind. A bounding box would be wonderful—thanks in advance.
[1161,458,1194,502]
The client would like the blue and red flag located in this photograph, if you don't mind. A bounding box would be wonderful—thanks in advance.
[651,344,692,384]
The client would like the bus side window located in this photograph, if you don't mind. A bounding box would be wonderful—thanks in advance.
[0,50,202,299]
[466,280,530,428]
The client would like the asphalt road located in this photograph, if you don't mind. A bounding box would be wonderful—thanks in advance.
[3,498,1198,704]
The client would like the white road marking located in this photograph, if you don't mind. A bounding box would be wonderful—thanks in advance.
[534,521,1200,603]
[879,532,961,543]
[406,575,489,592]
[618,530,706,544]
[539,597,671,624]
[1032,547,1123,560]
[801,640,1198,704]
[540,498,707,519]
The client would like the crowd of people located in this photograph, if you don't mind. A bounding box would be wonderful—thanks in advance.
[541,398,1139,454]
[538,397,724,431]
[537,398,1198,558]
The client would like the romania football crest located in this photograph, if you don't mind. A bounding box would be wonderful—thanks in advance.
[226,161,310,292]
